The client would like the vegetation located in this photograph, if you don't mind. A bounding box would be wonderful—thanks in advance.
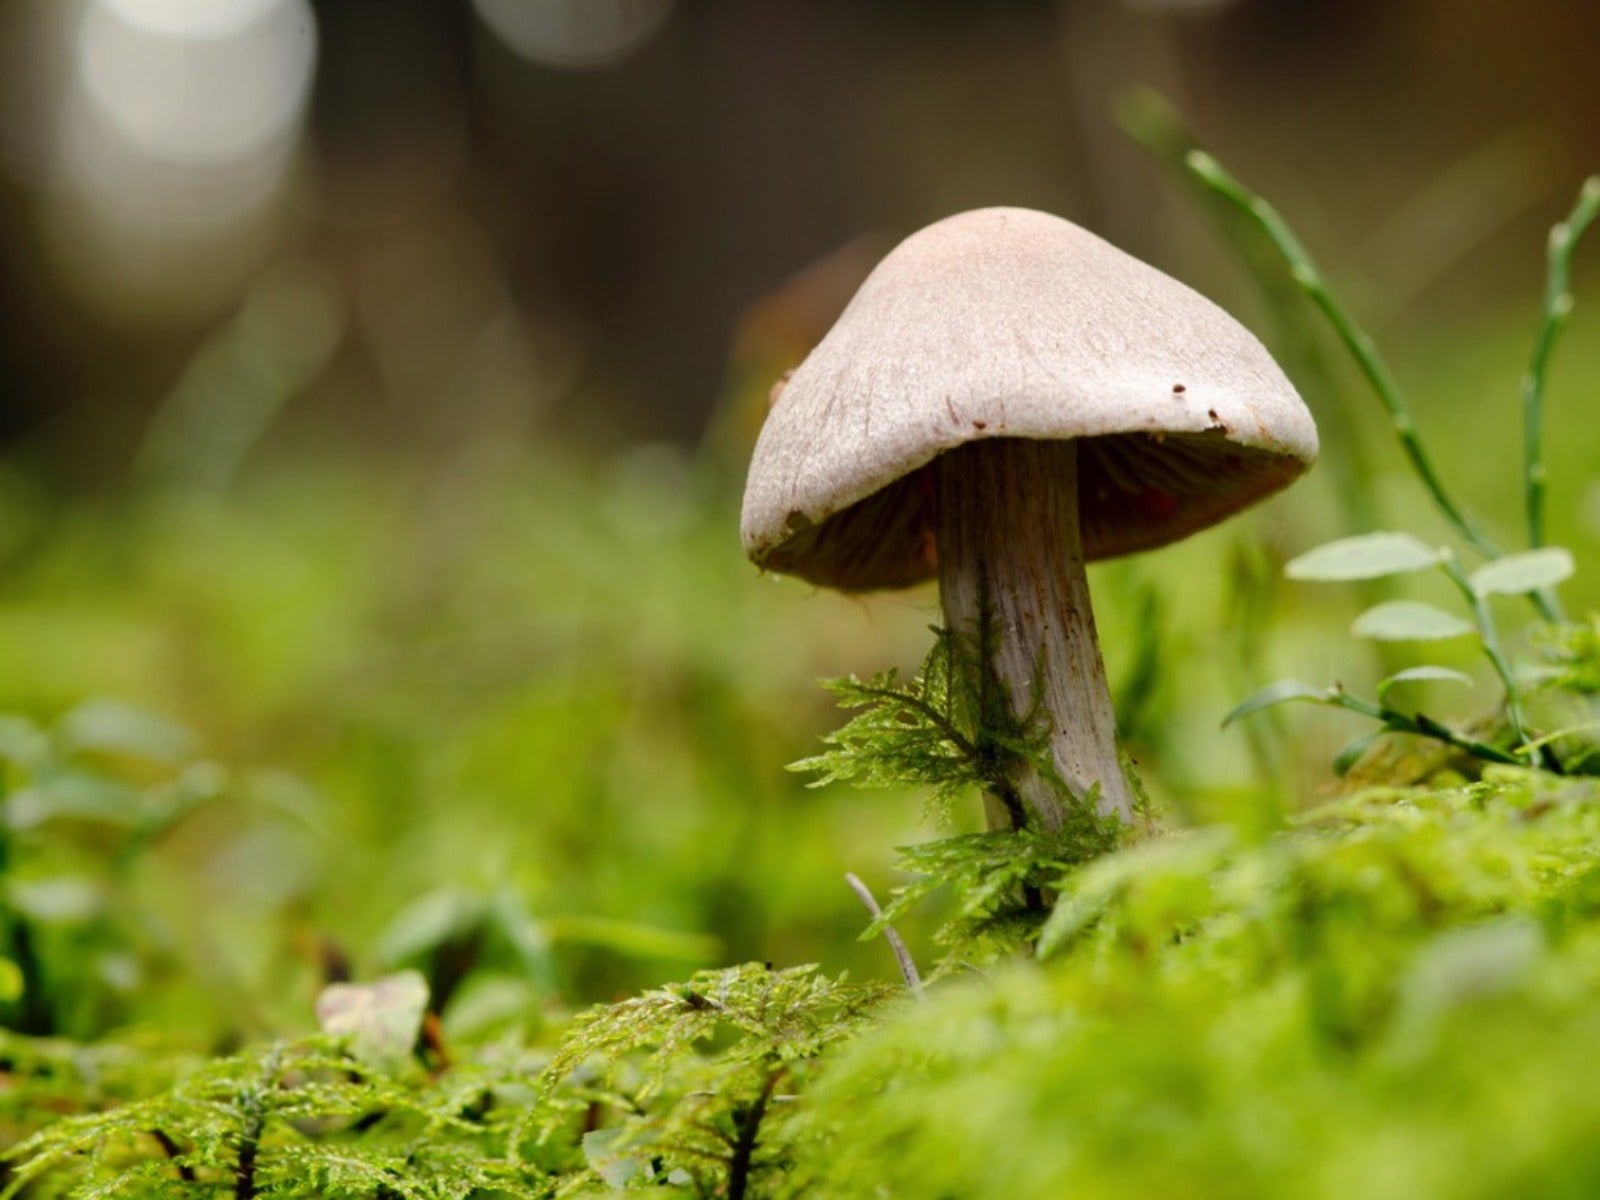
[801,771,1600,1199]
[2,127,1598,1196]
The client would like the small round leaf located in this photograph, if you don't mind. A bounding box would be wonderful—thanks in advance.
[1470,547,1575,596]
[1351,601,1475,642]
[0,717,47,768]
[1375,665,1474,705]
[1286,533,1442,582]
[1221,680,1329,728]
[57,699,198,766]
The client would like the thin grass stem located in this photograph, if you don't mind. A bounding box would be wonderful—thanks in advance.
[1521,175,1599,619]
[1184,151,1500,562]
[1437,553,1558,770]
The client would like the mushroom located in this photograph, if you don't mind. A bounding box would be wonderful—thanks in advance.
[741,207,1317,831]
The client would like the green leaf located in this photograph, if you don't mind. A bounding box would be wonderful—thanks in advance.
[0,956,24,1004]
[56,699,198,767]
[541,914,720,964]
[5,876,103,924]
[487,887,559,984]
[314,970,430,1074]
[1221,680,1329,728]
[374,886,487,965]
[0,716,47,768]
[1376,666,1474,705]
[3,774,144,831]
[583,1128,654,1188]
[1332,732,1381,776]
[1351,601,1475,642]
[1286,533,1442,582]
[1471,547,1575,596]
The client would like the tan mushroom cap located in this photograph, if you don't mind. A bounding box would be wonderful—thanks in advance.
[741,206,1318,591]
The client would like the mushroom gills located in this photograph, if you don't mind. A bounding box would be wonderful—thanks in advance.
[760,431,1302,592]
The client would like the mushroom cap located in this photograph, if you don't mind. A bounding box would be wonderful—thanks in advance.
[740,206,1318,591]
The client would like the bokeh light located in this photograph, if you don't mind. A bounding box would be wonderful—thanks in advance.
[31,0,317,321]
[96,0,293,42]
[472,0,673,70]
[77,0,315,164]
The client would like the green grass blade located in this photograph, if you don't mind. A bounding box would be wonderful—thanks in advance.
[1521,175,1598,621]
[1182,149,1501,562]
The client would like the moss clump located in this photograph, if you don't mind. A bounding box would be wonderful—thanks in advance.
[796,771,1600,1198]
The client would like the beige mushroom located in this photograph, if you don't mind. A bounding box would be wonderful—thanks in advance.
[742,207,1316,831]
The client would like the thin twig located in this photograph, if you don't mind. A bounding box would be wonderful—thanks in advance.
[1522,175,1599,618]
[844,874,923,999]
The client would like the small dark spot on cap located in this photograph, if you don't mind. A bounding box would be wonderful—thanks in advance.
[1172,383,1187,394]
[973,419,987,431]
[1207,408,1219,420]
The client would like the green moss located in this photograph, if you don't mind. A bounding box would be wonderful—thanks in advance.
[797,772,1600,1198]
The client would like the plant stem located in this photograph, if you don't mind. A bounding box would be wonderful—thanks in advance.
[150,1130,197,1183]
[844,874,923,999]
[1437,554,1556,770]
[1522,175,1598,617]
[1184,151,1501,562]
[726,1067,783,1200]
[233,1099,262,1200]
[1333,692,1520,766]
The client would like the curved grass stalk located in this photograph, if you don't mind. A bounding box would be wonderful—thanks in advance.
[1184,154,1600,631]
[1522,176,1599,620]
[1184,151,1502,563]
[1518,723,1600,755]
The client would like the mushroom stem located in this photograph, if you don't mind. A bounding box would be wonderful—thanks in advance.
[936,438,1135,831]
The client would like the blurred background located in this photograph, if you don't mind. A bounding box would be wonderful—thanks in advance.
[0,0,1597,1041]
